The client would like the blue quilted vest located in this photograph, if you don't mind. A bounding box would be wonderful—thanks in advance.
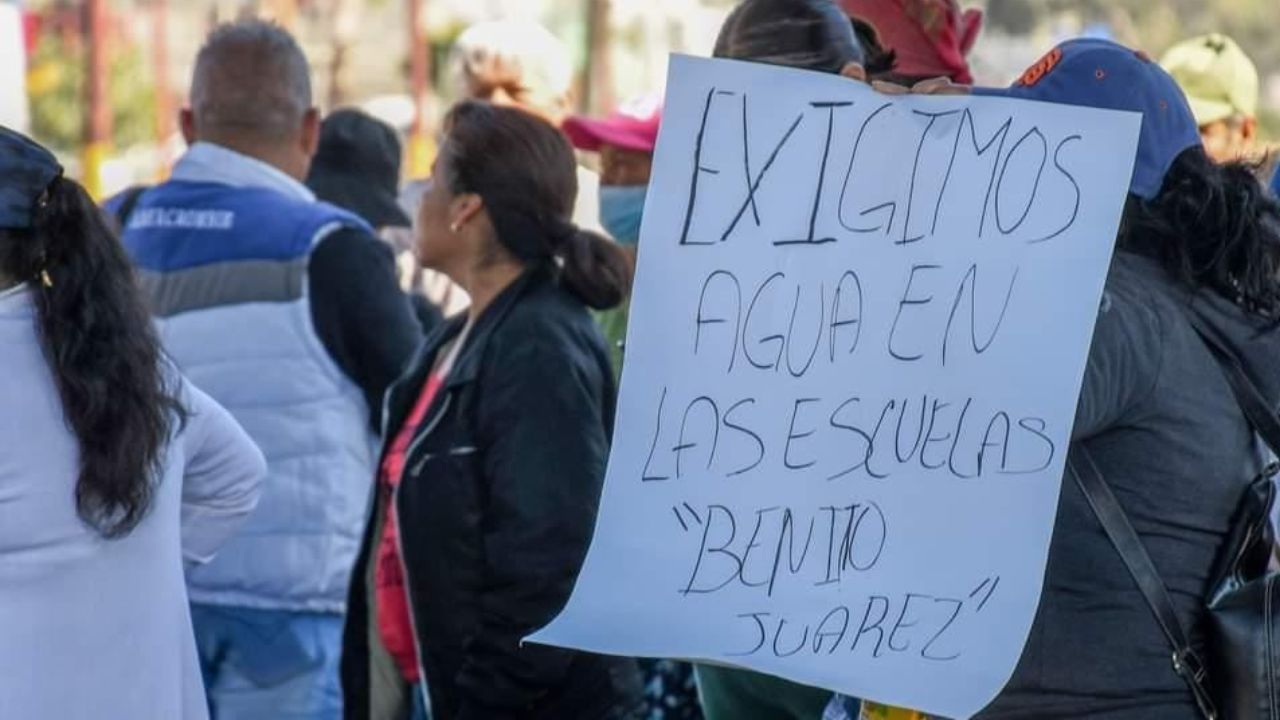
[120,180,377,613]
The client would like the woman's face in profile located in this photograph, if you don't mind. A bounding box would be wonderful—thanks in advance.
[415,155,462,271]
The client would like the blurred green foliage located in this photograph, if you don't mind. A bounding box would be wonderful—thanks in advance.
[28,33,156,152]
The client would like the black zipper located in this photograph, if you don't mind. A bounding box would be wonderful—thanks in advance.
[409,445,477,478]
[402,392,453,478]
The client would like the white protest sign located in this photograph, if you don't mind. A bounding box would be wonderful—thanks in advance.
[530,55,1139,719]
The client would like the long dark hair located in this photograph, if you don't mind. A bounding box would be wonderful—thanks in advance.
[1118,147,1280,319]
[440,100,631,309]
[851,16,897,78]
[713,0,866,73]
[0,177,184,538]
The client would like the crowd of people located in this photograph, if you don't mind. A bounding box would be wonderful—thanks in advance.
[1,0,1279,719]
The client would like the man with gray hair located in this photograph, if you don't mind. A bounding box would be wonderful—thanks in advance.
[107,20,421,719]
[447,19,603,233]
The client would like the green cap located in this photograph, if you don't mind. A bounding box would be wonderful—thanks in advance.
[1160,33,1259,126]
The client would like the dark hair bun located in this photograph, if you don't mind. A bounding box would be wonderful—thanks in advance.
[559,229,633,310]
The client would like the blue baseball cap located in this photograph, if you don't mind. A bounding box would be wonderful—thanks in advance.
[975,38,1202,200]
[0,126,63,230]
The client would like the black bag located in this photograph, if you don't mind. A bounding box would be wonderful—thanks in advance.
[1068,310,1280,720]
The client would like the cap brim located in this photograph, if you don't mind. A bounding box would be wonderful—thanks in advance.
[562,116,656,153]
[309,172,412,229]
[362,194,413,229]
[1184,96,1235,127]
[971,84,1035,102]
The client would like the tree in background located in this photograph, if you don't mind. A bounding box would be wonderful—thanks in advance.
[27,29,156,153]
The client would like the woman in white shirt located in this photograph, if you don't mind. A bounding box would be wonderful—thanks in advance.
[0,127,265,719]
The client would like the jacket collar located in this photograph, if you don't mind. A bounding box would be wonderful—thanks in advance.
[171,142,315,202]
[444,264,552,388]
[383,264,555,429]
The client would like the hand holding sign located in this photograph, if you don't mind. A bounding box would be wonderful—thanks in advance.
[529,55,1139,719]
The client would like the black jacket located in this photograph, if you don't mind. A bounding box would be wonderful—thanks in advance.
[978,252,1280,719]
[341,266,642,720]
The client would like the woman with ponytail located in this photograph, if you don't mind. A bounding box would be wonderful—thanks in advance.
[340,101,642,720]
[0,129,264,717]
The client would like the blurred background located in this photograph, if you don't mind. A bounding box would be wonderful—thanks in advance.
[2,0,1276,198]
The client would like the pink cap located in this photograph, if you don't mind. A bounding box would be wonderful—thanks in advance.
[563,96,662,154]
[843,0,982,84]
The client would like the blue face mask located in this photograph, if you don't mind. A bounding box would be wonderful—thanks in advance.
[598,184,647,246]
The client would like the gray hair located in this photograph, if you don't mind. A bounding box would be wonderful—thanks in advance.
[448,20,573,117]
[190,20,313,141]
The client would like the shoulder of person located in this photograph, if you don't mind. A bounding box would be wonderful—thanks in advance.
[310,222,395,261]
[480,283,607,379]
[1095,251,1183,350]
[505,277,601,341]
[310,198,379,236]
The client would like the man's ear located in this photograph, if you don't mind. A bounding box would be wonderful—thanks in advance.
[1241,115,1259,143]
[300,108,321,158]
[180,108,197,145]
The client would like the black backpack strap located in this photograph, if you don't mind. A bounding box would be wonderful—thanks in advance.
[1070,306,1280,720]
[1068,446,1219,719]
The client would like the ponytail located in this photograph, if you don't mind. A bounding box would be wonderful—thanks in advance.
[559,228,633,310]
[0,177,184,537]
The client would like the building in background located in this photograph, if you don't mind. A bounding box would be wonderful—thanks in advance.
[0,0,30,132]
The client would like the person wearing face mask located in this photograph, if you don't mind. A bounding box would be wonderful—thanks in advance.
[562,97,661,377]
[564,110,702,715]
